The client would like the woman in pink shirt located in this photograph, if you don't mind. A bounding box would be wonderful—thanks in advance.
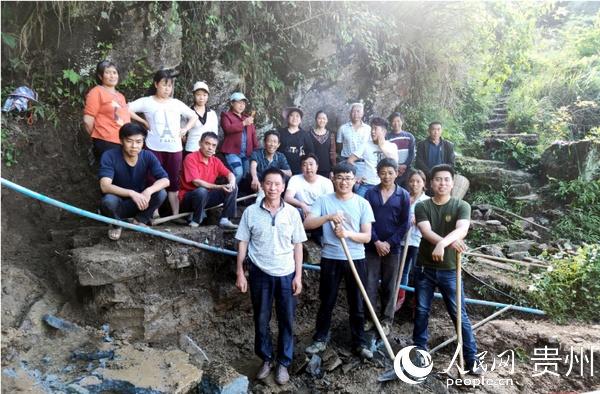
[220,92,258,184]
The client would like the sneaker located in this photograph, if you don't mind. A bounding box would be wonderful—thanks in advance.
[355,346,373,360]
[467,360,485,376]
[305,341,327,354]
[381,321,391,336]
[363,319,374,332]
[274,364,289,385]
[189,221,199,228]
[256,361,272,380]
[412,350,427,368]
[219,218,238,230]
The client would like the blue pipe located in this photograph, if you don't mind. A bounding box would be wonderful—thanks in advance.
[1,178,545,316]
[0,178,236,257]
[301,263,545,315]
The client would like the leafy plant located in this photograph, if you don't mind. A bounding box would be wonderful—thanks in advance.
[1,128,18,166]
[528,244,600,323]
[489,137,540,170]
[550,177,600,243]
[62,69,81,85]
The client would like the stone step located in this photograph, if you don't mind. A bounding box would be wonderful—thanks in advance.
[485,133,539,146]
[458,156,508,170]
[458,156,535,188]
[486,118,506,128]
[510,194,540,202]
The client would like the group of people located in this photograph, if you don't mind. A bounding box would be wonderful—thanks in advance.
[85,60,478,385]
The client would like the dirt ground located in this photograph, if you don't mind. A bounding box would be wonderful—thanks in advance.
[1,115,599,393]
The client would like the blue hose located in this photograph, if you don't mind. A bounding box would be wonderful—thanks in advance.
[300,263,545,315]
[0,178,236,257]
[1,177,545,316]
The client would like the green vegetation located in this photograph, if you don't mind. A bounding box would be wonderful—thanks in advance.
[528,244,600,323]
[1,128,18,167]
[488,138,540,170]
[550,177,600,243]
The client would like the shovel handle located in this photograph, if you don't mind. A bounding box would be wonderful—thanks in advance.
[392,229,411,313]
[456,251,465,375]
[334,222,395,361]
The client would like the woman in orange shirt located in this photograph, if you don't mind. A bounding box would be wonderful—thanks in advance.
[83,60,145,159]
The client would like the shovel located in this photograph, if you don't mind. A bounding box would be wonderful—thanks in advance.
[333,223,396,363]
[391,229,412,314]
[454,251,465,375]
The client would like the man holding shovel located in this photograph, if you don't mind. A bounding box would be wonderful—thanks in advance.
[304,162,375,359]
[412,164,483,375]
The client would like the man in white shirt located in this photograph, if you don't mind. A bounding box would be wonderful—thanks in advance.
[284,154,334,219]
[347,117,397,197]
[336,102,371,177]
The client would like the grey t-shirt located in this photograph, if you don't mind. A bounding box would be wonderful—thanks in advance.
[311,193,375,260]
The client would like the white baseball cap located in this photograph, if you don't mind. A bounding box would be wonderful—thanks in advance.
[192,81,210,93]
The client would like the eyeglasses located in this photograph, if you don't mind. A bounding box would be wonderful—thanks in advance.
[335,176,355,183]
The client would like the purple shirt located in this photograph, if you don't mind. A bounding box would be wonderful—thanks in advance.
[365,184,411,254]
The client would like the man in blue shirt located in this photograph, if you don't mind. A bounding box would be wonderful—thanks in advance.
[98,123,169,240]
[247,130,292,193]
[304,162,375,359]
[364,158,410,335]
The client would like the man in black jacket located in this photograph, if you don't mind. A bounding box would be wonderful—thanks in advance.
[415,122,455,176]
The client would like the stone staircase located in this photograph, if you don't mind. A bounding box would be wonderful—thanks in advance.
[483,94,539,158]
[460,92,541,203]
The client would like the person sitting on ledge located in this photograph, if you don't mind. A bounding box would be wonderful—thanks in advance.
[178,132,238,229]
[284,154,334,220]
[247,130,292,195]
[98,122,169,241]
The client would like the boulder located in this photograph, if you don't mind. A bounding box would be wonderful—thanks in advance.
[1,266,46,329]
[73,247,160,287]
[199,361,249,394]
[91,344,202,394]
[471,209,483,220]
[303,239,322,265]
[480,245,505,258]
[507,183,532,197]
[540,139,600,181]
[470,220,507,233]
[458,157,534,189]
[503,239,535,254]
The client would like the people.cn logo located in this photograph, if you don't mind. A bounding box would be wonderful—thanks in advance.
[394,346,434,384]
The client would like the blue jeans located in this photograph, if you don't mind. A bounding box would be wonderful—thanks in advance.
[403,246,418,285]
[225,153,249,184]
[100,190,166,225]
[180,186,237,224]
[413,266,478,366]
[248,262,296,368]
[313,258,367,349]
